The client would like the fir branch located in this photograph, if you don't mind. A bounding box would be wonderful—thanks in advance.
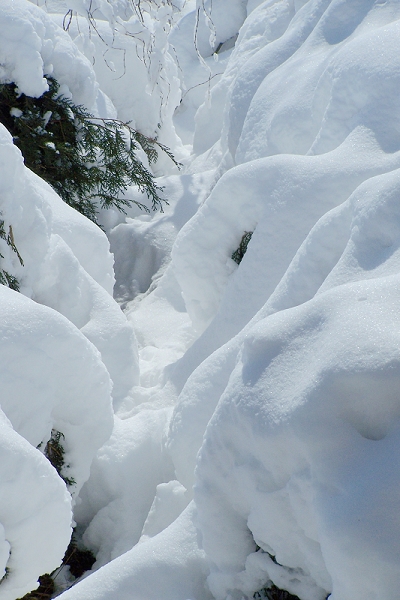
[0,77,175,224]
[232,231,253,265]
[0,218,22,291]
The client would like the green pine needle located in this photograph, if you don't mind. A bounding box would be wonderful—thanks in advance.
[0,77,176,224]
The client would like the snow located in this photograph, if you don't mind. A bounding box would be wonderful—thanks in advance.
[74,408,174,568]
[0,0,97,105]
[2,0,400,599]
[0,411,72,600]
[194,274,400,599]
[56,504,213,600]
[0,125,139,407]
[51,4,186,168]
[0,286,102,599]
[0,3,141,594]
[0,283,113,488]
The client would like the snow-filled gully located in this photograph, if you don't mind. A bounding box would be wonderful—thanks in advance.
[1,1,400,599]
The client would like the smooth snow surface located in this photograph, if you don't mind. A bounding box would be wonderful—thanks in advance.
[57,504,212,600]
[2,0,400,599]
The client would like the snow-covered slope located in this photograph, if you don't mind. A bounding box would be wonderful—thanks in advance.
[73,1,400,600]
[2,0,400,599]
[0,1,138,596]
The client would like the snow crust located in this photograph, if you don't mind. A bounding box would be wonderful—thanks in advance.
[3,0,400,599]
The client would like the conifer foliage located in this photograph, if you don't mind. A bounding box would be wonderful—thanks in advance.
[0,218,23,291]
[0,77,172,223]
[232,231,253,264]
[44,430,76,487]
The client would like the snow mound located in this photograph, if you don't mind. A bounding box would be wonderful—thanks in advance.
[0,409,72,600]
[169,165,400,599]
[75,409,174,568]
[0,0,97,106]
[0,123,139,405]
[45,0,400,599]
[57,504,212,600]
[0,282,116,599]
[0,283,113,493]
[0,0,140,403]
[167,2,400,599]
[195,273,400,599]
[173,0,400,337]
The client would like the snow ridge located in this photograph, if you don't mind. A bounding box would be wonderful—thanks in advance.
[1,1,400,599]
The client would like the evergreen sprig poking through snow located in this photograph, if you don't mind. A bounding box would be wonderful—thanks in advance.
[0,77,171,223]
[0,219,23,291]
[232,231,253,264]
[253,584,302,600]
[44,430,76,488]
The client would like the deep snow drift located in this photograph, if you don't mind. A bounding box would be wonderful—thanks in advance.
[1,0,400,599]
